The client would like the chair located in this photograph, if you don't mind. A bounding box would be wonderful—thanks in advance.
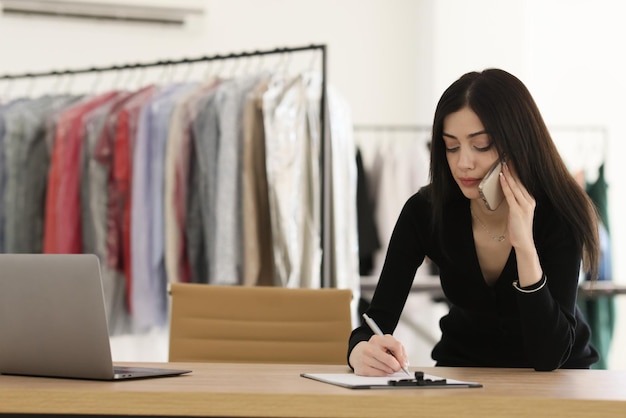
[168,283,353,364]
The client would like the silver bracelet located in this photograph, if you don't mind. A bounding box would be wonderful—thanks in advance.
[512,274,547,293]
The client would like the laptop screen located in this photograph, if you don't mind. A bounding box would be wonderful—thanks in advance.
[0,254,119,379]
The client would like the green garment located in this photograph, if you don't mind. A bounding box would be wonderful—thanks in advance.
[579,164,615,369]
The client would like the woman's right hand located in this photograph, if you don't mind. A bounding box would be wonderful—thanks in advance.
[349,335,409,376]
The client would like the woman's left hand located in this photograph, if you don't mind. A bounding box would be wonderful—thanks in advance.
[499,162,536,251]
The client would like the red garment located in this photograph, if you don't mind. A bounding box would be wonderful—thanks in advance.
[93,87,153,269]
[93,92,139,271]
[43,120,62,253]
[174,105,193,284]
[111,86,156,311]
[43,92,117,254]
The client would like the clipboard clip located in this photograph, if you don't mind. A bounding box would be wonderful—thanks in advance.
[388,371,447,387]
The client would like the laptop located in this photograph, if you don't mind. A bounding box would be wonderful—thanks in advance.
[0,253,191,380]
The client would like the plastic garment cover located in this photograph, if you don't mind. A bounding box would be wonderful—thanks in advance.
[326,86,360,299]
[263,74,321,288]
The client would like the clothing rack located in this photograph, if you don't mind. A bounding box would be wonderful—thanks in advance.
[353,124,431,132]
[549,125,609,155]
[0,43,333,288]
[549,125,608,135]
[0,44,326,81]
[353,124,432,150]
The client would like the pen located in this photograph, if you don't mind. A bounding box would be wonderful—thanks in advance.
[362,313,411,376]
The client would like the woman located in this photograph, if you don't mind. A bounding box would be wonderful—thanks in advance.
[348,69,600,375]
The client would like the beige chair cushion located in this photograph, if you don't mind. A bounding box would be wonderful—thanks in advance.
[168,283,352,364]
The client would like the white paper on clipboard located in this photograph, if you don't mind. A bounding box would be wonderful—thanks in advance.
[301,371,482,389]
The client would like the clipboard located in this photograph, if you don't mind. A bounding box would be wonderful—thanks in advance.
[301,370,482,389]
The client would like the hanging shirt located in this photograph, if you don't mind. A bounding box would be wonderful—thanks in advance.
[82,90,134,336]
[189,86,222,283]
[3,96,78,253]
[241,79,274,286]
[327,85,359,296]
[2,98,34,252]
[93,88,151,272]
[0,104,7,253]
[131,83,195,329]
[0,98,36,253]
[263,74,319,288]
[163,80,219,285]
[187,84,221,284]
[262,74,304,287]
[44,91,118,254]
[212,73,270,285]
[110,85,157,312]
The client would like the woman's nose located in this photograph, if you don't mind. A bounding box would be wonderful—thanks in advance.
[457,148,474,169]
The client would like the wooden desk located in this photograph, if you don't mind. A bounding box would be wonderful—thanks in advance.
[1,363,626,417]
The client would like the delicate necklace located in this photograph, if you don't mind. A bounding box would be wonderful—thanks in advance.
[470,208,507,242]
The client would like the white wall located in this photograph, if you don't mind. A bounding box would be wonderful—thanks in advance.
[524,0,626,370]
[431,0,527,114]
[425,0,626,370]
[1,0,624,369]
[0,0,421,124]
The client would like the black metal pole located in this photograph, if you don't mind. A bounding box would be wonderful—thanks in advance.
[319,44,330,288]
[0,44,326,80]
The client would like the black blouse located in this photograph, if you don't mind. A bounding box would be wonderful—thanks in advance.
[349,185,598,370]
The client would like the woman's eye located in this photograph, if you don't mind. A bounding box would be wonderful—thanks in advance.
[445,147,459,153]
[474,143,493,152]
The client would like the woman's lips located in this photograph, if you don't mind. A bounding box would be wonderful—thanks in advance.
[459,178,481,187]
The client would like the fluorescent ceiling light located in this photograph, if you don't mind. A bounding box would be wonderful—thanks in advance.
[0,0,205,25]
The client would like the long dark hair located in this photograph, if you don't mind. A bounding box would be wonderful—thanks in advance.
[429,69,600,279]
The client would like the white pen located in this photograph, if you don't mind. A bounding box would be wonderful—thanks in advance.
[362,313,411,376]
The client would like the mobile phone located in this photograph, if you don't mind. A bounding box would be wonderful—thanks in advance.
[478,160,504,211]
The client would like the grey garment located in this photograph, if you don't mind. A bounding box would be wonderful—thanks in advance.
[190,74,268,285]
[3,96,78,253]
[212,74,269,285]
[161,81,216,285]
[0,105,8,253]
[1,99,31,252]
[190,88,220,284]
[82,91,133,336]
[0,98,29,253]
[183,85,214,283]
[185,130,207,284]
[3,97,43,253]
